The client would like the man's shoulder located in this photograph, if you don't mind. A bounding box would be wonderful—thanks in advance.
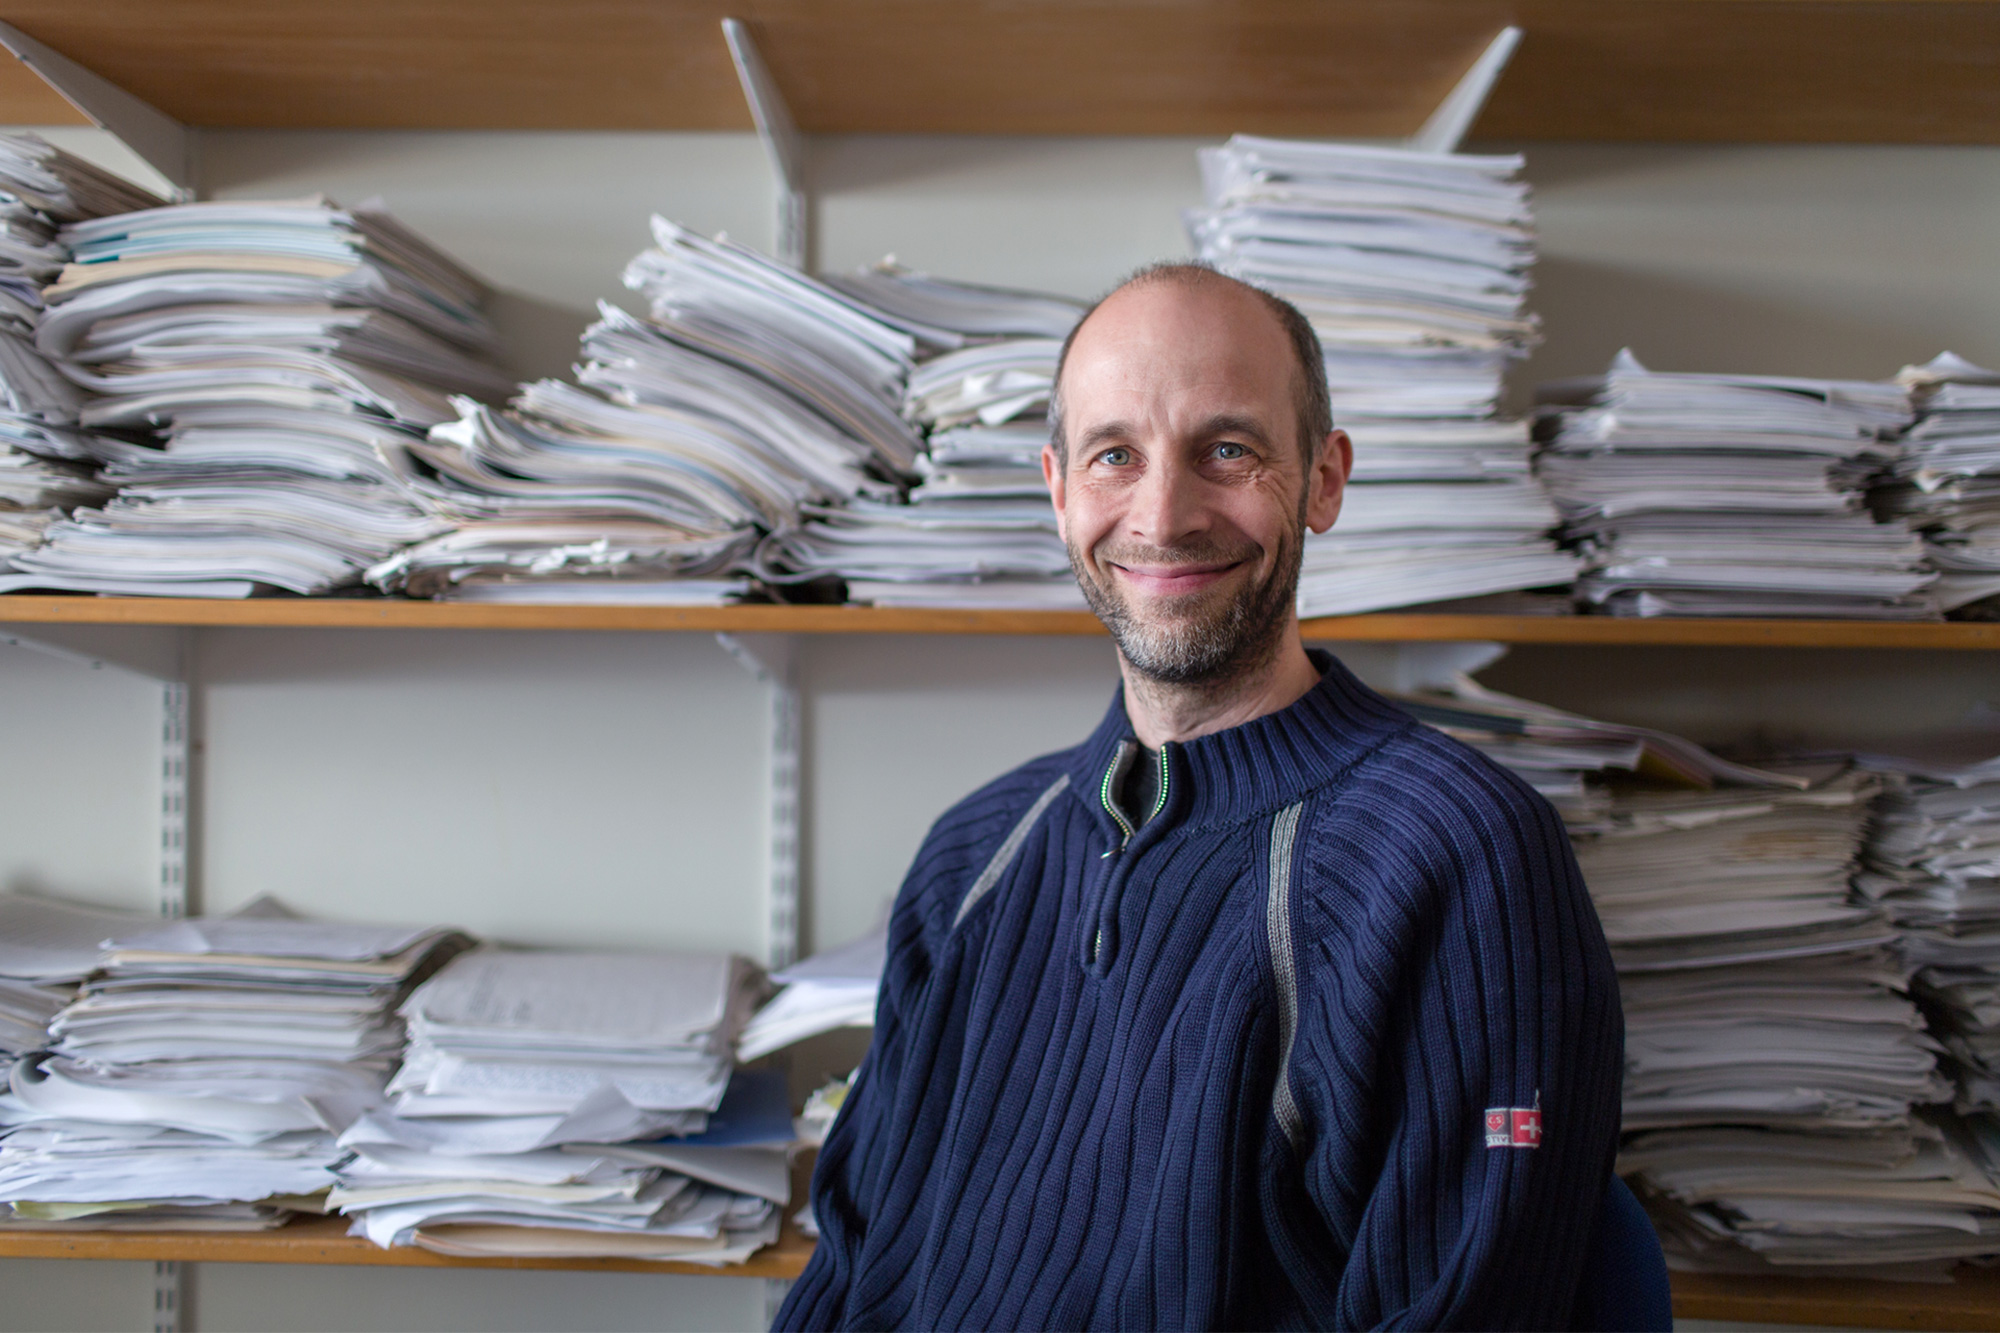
[896,745,1085,919]
[1296,718,1574,894]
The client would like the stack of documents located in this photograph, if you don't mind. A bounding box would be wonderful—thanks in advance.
[0,894,159,1059]
[1,196,509,597]
[1875,353,2000,618]
[1536,350,1934,619]
[1853,731,2000,1112]
[759,263,1085,608]
[0,134,161,570]
[1189,135,1575,615]
[334,947,781,1260]
[738,927,885,1062]
[0,901,472,1230]
[374,220,925,602]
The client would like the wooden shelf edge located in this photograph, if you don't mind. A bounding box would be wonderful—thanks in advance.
[0,597,1995,648]
[1670,1266,2000,1332]
[0,1214,811,1277]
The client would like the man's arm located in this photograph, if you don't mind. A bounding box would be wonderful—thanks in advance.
[1264,760,1625,1330]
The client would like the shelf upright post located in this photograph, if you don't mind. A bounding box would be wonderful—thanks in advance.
[0,20,195,198]
[716,633,803,971]
[1407,25,1522,154]
[721,18,812,272]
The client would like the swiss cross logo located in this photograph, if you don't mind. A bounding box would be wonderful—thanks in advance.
[1484,1093,1542,1149]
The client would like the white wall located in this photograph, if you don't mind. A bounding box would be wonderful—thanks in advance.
[2,125,1998,1332]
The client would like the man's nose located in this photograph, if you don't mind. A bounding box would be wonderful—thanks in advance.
[1125,451,1208,545]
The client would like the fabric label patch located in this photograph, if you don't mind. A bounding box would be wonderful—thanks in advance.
[1484,1096,1541,1148]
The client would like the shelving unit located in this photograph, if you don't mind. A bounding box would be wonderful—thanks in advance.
[0,5,1995,1331]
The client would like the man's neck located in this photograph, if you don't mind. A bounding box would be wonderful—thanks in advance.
[1119,633,1323,748]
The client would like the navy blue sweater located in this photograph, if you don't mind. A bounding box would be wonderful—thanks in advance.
[778,654,1623,1331]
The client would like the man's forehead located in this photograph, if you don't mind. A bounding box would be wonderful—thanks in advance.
[1062,279,1296,404]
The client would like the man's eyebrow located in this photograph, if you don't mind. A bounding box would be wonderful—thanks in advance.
[1075,421,1136,454]
[1198,413,1274,444]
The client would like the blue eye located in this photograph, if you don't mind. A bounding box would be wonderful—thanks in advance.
[1214,442,1247,460]
[1099,447,1131,466]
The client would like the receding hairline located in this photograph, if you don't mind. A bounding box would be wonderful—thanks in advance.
[1048,262,1332,470]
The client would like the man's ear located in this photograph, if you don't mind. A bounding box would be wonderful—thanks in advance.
[1041,442,1069,543]
[1305,429,1352,534]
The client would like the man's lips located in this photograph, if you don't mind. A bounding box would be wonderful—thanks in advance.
[1106,559,1246,597]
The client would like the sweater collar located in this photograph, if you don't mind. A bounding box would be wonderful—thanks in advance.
[1070,649,1416,829]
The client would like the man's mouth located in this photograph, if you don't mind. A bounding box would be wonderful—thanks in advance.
[1105,559,1247,598]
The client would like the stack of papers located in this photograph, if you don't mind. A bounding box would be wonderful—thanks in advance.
[375,219,924,602]
[1,196,509,597]
[1853,730,2000,1111]
[333,947,781,1261]
[1535,350,1934,619]
[738,927,885,1061]
[1188,135,1575,615]
[0,134,161,569]
[0,901,473,1230]
[0,894,160,1058]
[762,263,1085,608]
[1876,353,2000,617]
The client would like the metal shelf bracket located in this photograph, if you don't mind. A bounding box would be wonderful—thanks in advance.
[0,20,194,197]
[722,17,811,271]
[1409,25,1522,154]
[717,632,803,970]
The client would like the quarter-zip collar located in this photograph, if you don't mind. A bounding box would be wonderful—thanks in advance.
[1067,649,1416,835]
[1067,651,1416,977]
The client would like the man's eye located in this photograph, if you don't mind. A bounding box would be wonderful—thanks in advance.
[1214,442,1248,460]
[1098,448,1131,466]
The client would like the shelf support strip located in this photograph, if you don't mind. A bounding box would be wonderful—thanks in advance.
[717,632,803,970]
[722,17,811,271]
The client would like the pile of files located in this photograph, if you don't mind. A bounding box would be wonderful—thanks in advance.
[1874,353,2000,618]
[1535,350,1934,619]
[3,195,510,597]
[0,893,158,1064]
[1853,730,2000,1112]
[758,262,1084,608]
[332,946,785,1262]
[1188,135,1576,616]
[0,134,162,570]
[374,220,921,603]
[0,901,472,1231]
[738,926,885,1062]
[1398,671,1992,1270]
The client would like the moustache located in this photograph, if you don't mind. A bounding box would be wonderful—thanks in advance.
[1093,535,1262,574]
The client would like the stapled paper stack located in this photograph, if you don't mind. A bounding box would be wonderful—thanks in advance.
[332,946,784,1262]
[1188,136,1575,615]
[0,134,161,571]
[0,901,471,1230]
[1876,354,2000,619]
[374,221,921,602]
[1536,351,1934,619]
[5,196,509,596]
[759,263,1084,608]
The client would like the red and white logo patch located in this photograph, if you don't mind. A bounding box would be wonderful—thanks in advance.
[1484,1094,1542,1149]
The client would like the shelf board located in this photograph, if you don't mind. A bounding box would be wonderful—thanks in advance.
[0,596,1996,648]
[0,1212,812,1278]
[4,1217,2000,1329]
[0,2,1995,143]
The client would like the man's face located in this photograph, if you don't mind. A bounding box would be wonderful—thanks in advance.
[1042,279,1350,685]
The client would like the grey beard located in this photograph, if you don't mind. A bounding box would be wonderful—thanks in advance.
[1068,528,1302,687]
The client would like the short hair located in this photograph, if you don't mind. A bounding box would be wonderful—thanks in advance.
[1047,261,1333,472]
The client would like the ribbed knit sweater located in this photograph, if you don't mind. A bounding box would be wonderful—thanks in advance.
[777,653,1624,1331]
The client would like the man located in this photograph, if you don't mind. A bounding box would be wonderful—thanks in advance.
[777,266,1623,1330]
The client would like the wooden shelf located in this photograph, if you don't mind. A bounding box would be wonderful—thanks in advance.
[8,1215,2000,1329]
[0,2,1995,143]
[0,596,1996,648]
[1670,1266,2000,1331]
[0,1212,812,1279]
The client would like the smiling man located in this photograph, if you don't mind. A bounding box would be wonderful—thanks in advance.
[777,266,1624,1331]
